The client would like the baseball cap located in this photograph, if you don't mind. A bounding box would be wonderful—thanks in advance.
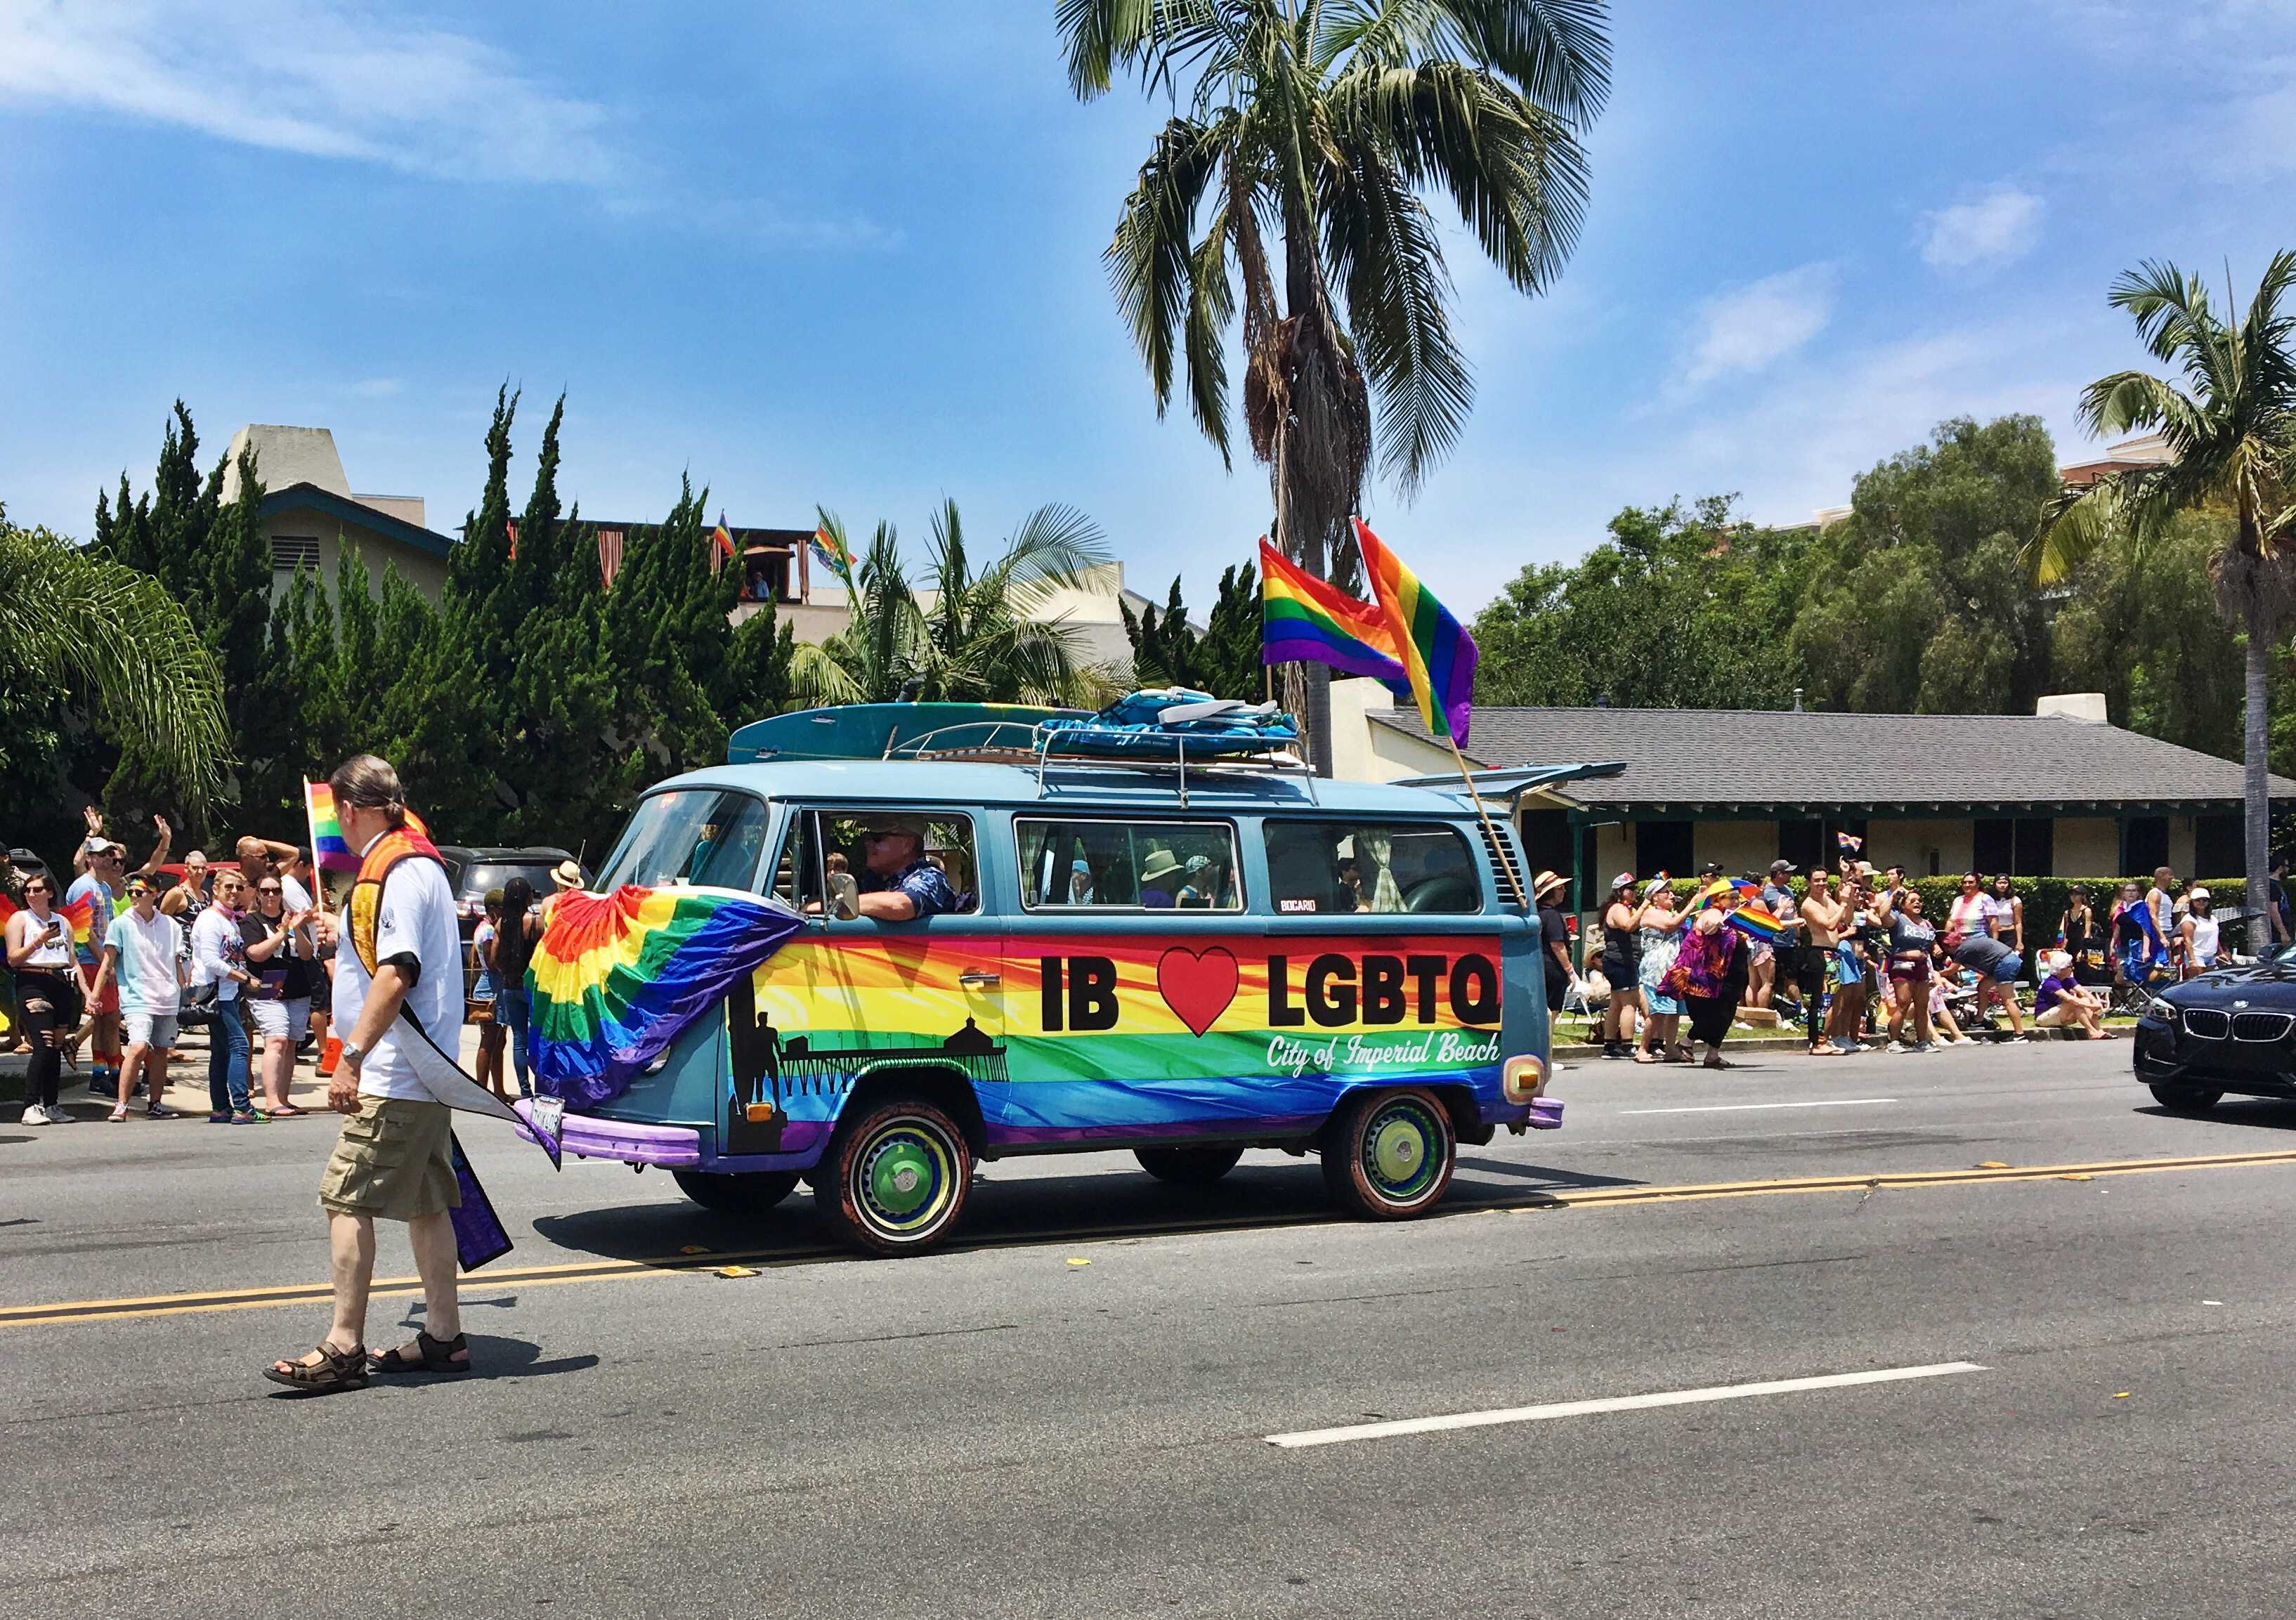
[2189,885,2211,901]
[1610,869,1636,890]
[1769,859,1796,875]
[85,837,120,856]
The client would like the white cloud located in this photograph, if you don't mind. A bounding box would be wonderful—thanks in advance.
[1920,185,2044,269]
[1678,263,1837,389]
[350,377,405,398]
[0,0,621,185]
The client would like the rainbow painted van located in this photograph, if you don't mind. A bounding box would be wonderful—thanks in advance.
[539,703,1590,1255]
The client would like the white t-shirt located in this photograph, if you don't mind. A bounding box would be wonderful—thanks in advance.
[108,906,183,1014]
[335,835,464,1102]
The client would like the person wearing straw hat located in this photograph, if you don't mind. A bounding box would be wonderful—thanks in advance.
[542,858,585,922]
[1137,846,1185,908]
[1532,870,1573,1053]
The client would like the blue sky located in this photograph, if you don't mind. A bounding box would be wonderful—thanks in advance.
[2,1,2291,616]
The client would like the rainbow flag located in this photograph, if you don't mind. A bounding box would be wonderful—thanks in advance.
[1726,903,1791,946]
[528,884,807,1110]
[1837,832,1863,853]
[306,780,431,873]
[712,517,736,565]
[1352,518,1477,743]
[809,522,854,587]
[1259,537,1409,689]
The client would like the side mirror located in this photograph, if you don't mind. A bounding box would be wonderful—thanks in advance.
[828,871,861,922]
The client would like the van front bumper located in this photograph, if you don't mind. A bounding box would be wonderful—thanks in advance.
[513,1099,704,1168]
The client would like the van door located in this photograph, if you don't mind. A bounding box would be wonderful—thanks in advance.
[996,812,1265,1147]
[730,804,1004,1158]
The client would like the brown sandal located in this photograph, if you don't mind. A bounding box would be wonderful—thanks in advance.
[262,1342,369,1394]
[369,1329,472,1378]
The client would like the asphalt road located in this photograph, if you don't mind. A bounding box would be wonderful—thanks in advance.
[6,1040,2295,1619]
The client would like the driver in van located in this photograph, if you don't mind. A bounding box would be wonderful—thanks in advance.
[854,816,958,922]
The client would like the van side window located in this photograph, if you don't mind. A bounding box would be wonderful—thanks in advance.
[1263,822,1480,915]
[1017,819,1241,911]
[792,810,979,918]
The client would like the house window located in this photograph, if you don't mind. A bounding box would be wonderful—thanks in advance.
[1635,820,1694,881]
[2013,818,2055,877]
[1973,818,2012,875]
[2123,816,2169,876]
[1518,809,1573,896]
[2194,814,2242,880]
[270,535,320,574]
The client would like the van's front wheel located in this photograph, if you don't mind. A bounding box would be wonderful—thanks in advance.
[672,1169,799,1215]
[1322,1087,1456,1219]
[819,1097,973,1256]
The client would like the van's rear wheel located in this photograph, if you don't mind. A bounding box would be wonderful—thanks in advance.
[1135,1145,1245,1184]
[672,1169,799,1215]
[818,1097,972,1256]
[1322,1087,1455,1219]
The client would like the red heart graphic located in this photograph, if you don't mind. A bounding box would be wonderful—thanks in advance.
[1157,946,1239,1038]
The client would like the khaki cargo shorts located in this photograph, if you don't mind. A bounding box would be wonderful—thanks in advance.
[318,1096,459,1222]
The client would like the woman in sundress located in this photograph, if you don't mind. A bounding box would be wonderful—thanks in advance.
[1633,876,1691,1064]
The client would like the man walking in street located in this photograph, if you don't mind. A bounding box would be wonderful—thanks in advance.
[68,809,171,1097]
[266,756,471,1393]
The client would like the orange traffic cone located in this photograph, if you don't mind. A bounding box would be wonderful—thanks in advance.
[316,1034,343,1077]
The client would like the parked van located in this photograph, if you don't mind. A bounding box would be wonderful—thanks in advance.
[526,704,1576,1255]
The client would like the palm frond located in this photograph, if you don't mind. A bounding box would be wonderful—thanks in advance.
[788,641,866,708]
[1426,0,1610,122]
[2030,472,2176,586]
[0,523,233,804]
[1107,114,1233,432]
[1320,135,1470,491]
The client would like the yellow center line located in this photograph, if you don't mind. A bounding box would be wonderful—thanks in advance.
[6,1147,2295,1330]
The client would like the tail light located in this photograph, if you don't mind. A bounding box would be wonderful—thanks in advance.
[1502,1054,1546,1104]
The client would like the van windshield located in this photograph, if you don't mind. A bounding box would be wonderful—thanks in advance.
[596,790,770,891]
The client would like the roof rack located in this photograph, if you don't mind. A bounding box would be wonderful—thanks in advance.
[1029,726,1319,809]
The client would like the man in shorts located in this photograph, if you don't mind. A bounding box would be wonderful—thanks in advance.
[266,756,471,1393]
[89,875,185,1121]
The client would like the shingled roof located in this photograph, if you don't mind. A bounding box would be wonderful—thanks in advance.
[1371,707,2296,816]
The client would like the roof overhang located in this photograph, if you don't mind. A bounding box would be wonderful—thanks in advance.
[260,483,455,560]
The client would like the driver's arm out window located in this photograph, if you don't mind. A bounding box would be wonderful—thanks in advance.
[1263,821,1480,915]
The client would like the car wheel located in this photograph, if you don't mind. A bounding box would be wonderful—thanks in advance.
[2148,1083,2224,1115]
[1134,1145,1246,1185]
[818,1096,973,1256]
[1321,1087,1456,1219]
[671,1169,800,1214]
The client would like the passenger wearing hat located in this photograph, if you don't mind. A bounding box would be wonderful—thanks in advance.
[854,816,958,921]
[1137,846,1185,908]
[1598,871,1642,1059]
[1176,854,1217,909]
[2178,886,2229,979]
[1533,870,1573,1052]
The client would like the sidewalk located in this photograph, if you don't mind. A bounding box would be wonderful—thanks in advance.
[1,1024,490,1121]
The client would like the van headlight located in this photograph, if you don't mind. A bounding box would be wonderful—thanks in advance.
[2145,997,2179,1023]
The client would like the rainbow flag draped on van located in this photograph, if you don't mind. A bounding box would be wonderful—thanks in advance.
[527,884,807,1110]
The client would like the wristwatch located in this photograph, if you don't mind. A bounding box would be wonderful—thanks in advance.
[339,1041,366,1065]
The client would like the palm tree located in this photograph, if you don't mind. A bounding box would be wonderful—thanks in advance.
[0,503,233,806]
[1062,0,1610,767]
[791,501,1121,710]
[2034,254,2296,948]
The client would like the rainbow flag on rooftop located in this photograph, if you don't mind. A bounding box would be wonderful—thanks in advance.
[1352,518,1478,745]
[306,780,431,873]
[1259,537,1409,691]
[809,522,855,587]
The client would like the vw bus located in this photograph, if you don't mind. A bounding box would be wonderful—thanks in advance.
[528,704,1586,1256]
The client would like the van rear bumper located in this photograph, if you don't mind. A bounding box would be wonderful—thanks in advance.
[513,1099,704,1168]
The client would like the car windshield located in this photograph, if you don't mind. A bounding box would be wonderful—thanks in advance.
[459,862,561,899]
[597,789,771,891]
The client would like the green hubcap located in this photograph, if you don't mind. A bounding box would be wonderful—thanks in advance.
[856,1121,956,1234]
[1362,1101,1441,1201]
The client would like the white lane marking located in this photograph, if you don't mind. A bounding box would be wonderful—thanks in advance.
[1619,1098,1898,1116]
[1265,1361,1987,1449]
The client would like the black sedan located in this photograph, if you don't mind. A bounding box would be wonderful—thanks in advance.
[2134,951,2296,1113]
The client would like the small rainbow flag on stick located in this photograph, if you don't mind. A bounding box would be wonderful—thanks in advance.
[1726,903,1792,946]
[306,781,431,873]
[1258,537,1409,689]
[1352,518,1478,744]
[528,884,805,1110]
